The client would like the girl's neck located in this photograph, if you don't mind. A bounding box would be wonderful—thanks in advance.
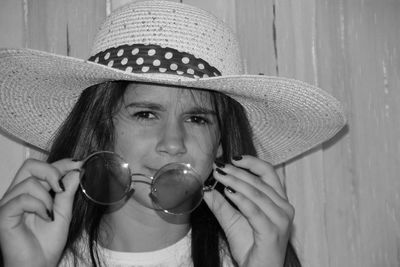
[99,200,191,252]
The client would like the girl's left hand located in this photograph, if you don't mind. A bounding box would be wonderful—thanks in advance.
[203,155,295,267]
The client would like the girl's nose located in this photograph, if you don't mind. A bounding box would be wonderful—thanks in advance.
[156,121,187,156]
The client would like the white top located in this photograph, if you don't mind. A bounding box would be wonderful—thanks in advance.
[58,230,234,267]
[98,232,191,267]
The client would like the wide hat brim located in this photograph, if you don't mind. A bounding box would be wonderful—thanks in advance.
[0,48,346,165]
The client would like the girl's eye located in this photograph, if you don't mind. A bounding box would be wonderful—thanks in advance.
[187,116,209,125]
[133,111,156,120]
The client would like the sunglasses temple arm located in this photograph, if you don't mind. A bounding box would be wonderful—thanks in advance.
[203,179,219,192]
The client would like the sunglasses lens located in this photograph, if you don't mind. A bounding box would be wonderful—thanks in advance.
[150,163,203,214]
[80,152,205,214]
[80,152,131,205]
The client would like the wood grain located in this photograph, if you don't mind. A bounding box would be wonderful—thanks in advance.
[0,0,399,266]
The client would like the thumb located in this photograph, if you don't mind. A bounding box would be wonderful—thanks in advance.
[53,170,80,223]
[203,189,241,231]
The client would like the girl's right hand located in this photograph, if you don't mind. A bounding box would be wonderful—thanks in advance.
[0,158,81,267]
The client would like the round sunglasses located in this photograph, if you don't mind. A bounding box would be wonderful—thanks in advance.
[78,151,217,215]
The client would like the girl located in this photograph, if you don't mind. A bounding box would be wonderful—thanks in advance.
[0,1,345,266]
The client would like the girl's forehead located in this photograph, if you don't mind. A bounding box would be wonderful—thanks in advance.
[124,83,213,107]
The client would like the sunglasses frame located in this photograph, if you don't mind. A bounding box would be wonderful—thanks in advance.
[78,151,218,215]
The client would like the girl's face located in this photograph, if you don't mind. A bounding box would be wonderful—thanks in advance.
[113,83,222,190]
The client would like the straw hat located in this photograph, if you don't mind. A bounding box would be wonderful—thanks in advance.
[0,0,346,165]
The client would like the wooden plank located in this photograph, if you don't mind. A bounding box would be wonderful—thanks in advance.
[25,0,68,53]
[111,0,180,12]
[66,0,107,58]
[26,0,106,57]
[22,0,106,161]
[339,1,400,266]
[312,1,360,266]
[273,1,330,266]
[0,0,28,196]
[0,0,107,194]
[183,0,236,32]
[277,0,400,266]
[235,0,276,75]
[0,0,24,48]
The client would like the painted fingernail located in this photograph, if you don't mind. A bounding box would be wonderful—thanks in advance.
[232,155,242,161]
[226,186,236,194]
[216,168,227,175]
[214,160,225,168]
[49,189,56,199]
[59,180,65,192]
[46,209,54,221]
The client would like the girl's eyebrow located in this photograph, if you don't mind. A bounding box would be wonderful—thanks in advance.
[125,102,216,115]
[125,101,165,111]
[185,107,217,116]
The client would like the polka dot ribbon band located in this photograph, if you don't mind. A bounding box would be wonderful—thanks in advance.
[88,44,222,79]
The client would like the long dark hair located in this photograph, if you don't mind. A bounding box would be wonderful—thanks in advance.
[47,81,301,267]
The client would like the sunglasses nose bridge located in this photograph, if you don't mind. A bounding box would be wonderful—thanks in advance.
[130,173,153,185]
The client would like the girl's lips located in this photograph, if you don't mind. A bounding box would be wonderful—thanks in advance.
[145,165,175,176]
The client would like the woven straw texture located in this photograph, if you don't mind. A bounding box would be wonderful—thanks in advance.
[0,0,346,165]
[91,0,242,75]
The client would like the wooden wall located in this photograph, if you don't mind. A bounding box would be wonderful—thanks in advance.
[1,0,399,266]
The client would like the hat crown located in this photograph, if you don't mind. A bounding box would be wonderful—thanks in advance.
[90,0,243,76]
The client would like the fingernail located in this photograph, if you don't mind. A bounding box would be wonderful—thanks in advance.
[59,180,65,192]
[226,186,236,194]
[214,160,225,168]
[46,209,54,221]
[216,168,227,175]
[49,189,56,199]
[232,155,242,161]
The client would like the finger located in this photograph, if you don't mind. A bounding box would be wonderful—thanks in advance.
[224,188,272,233]
[222,188,291,240]
[51,158,82,176]
[219,174,293,232]
[227,184,294,231]
[10,159,63,193]
[52,159,82,192]
[0,195,52,229]
[213,166,294,220]
[0,177,54,212]
[214,164,287,203]
[231,155,287,199]
[203,189,243,232]
[10,158,82,196]
[53,169,81,223]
